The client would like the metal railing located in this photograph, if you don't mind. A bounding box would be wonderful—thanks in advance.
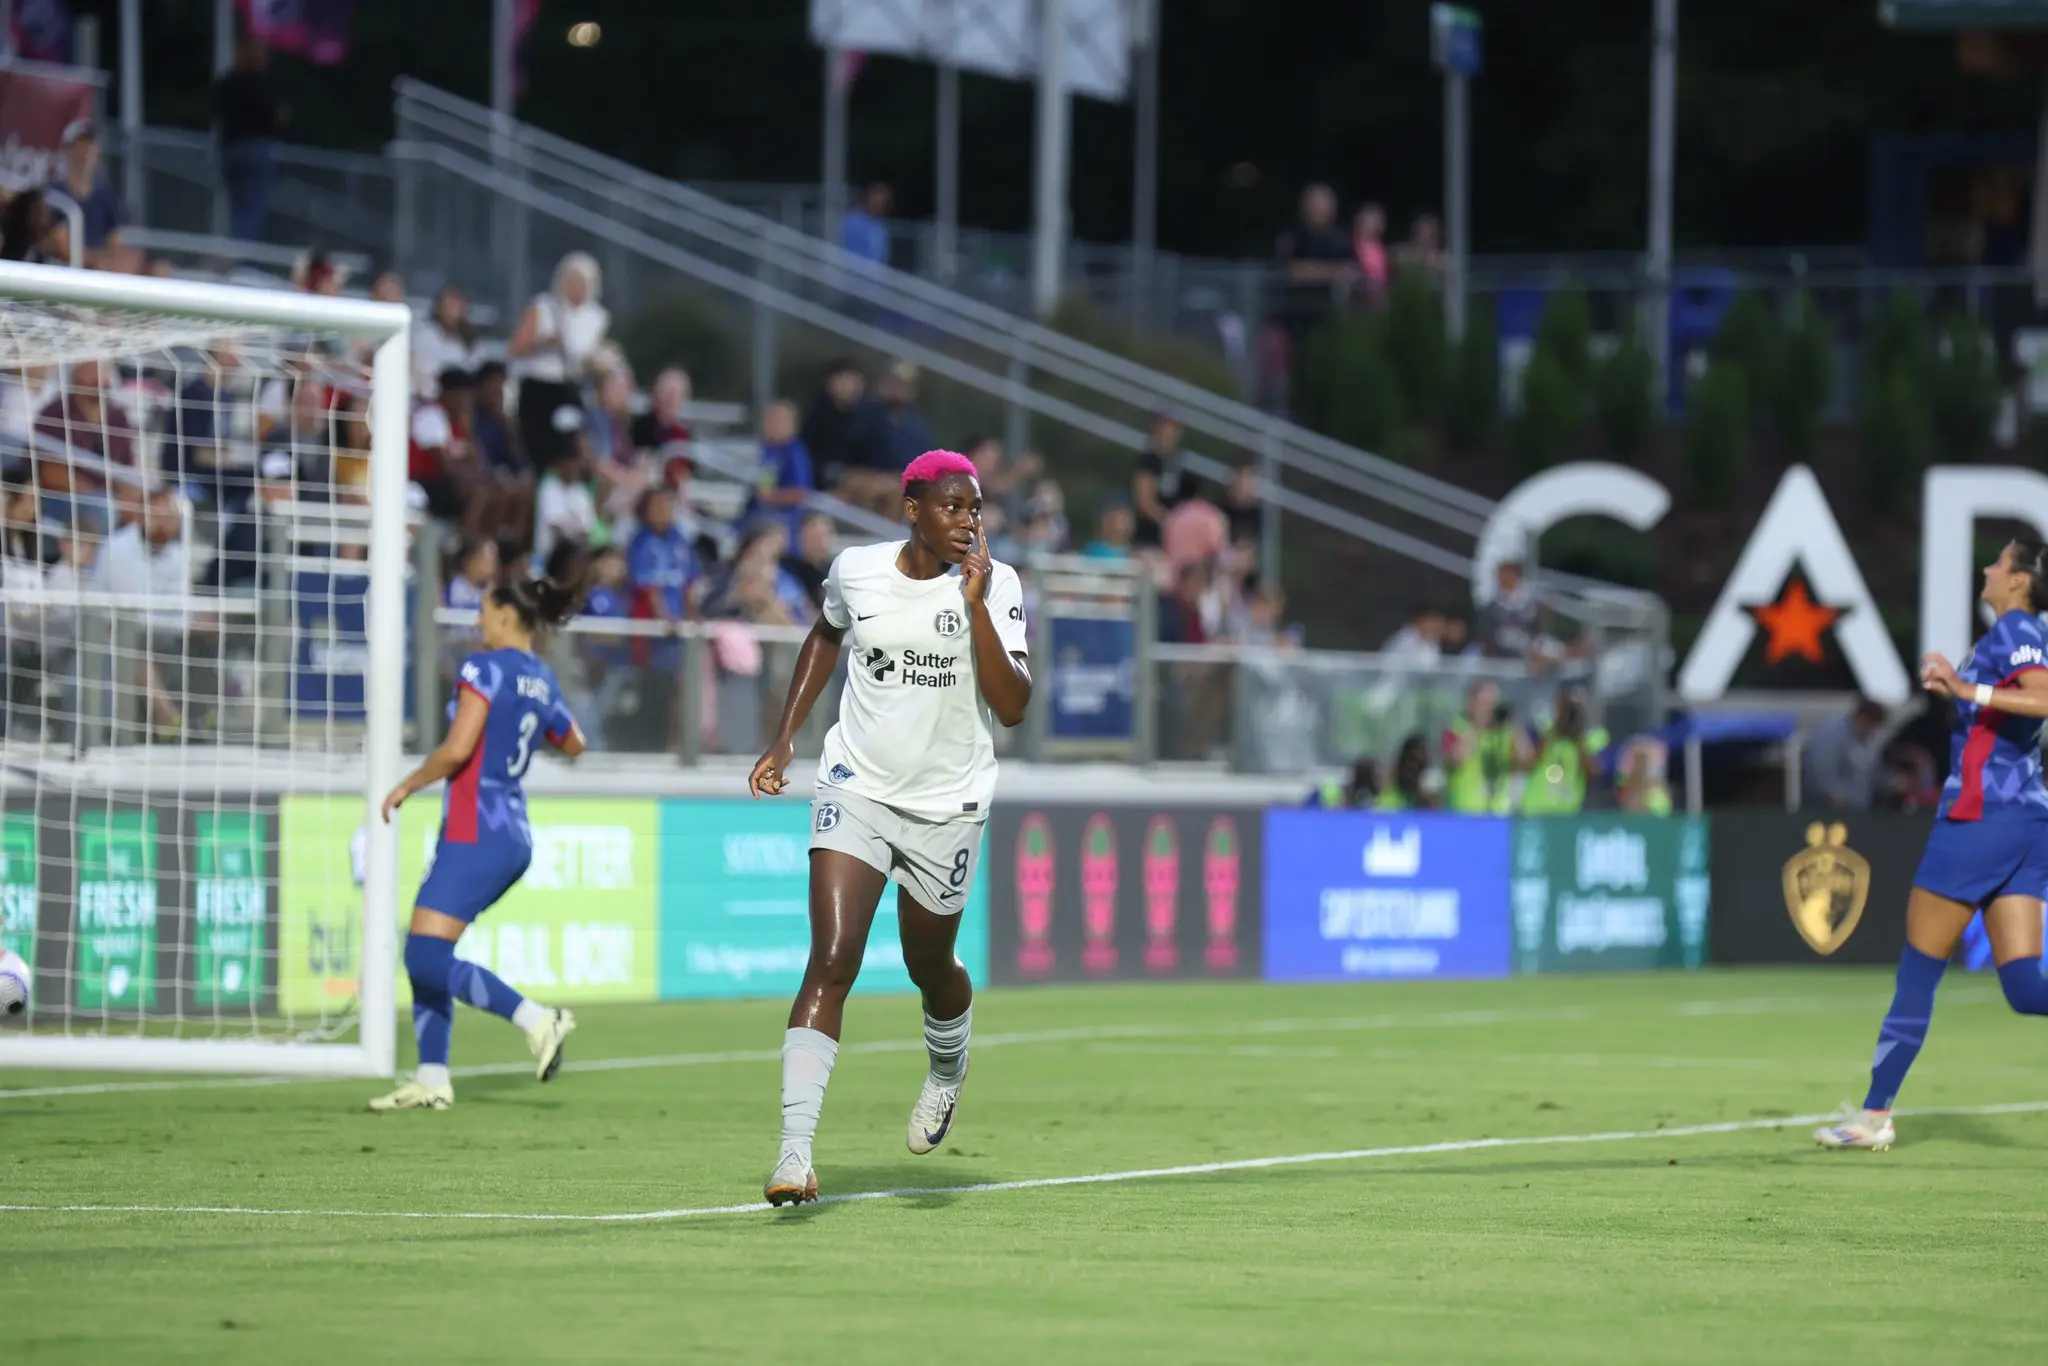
[387,82,1497,550]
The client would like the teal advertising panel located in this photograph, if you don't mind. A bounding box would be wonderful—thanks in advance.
[658,800,990,1000]
[1509,815,1711,974]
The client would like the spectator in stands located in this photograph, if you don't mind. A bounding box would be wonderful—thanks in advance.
[96,487,212,735]
[1376,734,1441,811]
[1221,462,1260,550]
[164,345,256,516]
[509,251,610,473]
[444,536,498,611]
[413,285,482,400]
[1006,482,1068,568]
[44,121,152,275]
[868,362,933,472]
[215,34,283,242]
[783,511,835,611]
[967,436,1043,523]
[747,399,813,537]
[1160,495,1229,575]
[33,359,135,530]
[472,360,532,539]
[1803,699,1890,811]
[1480,557,1539,659]
[1158,560,1210,645]
[534,449,604,565]
[409,368,498,536]
[1442,681,1520,815]
[574,545,633,749]
[1310,757,1381,808]
[704,523,813,627]
[1520,685,1604,816]
[0,188,70,265]
[632,366,694,483]
[1615,737,1674,816]
[1132,411,1203,548]
[1274,183,1354,336]
[628,486,695,632]
[1084,499,1136,561]
[584,362,634,468]
[842,182,893,269]
[1,471,86,739]
[1396,213,1447,279]
[1350,203,1390,305]
[1382,605,1447,665]
[801,358,875,494]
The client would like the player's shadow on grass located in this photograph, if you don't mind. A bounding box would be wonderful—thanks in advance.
[1900,1114,2019,1149]
[768,1162,1003,1220]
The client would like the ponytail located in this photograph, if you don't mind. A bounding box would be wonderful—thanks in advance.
[492,574,583,634]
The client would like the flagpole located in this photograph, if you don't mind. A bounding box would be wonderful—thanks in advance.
[212,0,233,237]
[119,0,144,226]
[822,46,848,252]
[0,0,15,59]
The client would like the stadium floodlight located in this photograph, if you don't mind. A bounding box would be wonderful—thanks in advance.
[0,260,409,1078]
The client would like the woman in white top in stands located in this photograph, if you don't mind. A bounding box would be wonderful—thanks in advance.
[508,252,610,477]
[412,284,484,400]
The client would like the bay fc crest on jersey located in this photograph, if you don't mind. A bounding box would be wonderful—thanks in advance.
[1782,821,1870,956]
[933,607,965,639]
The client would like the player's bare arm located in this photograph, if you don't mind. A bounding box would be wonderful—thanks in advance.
[382,687,489,823]
[961,527,1031,727]
[1924,651,2048,717]
[751,617,847,798]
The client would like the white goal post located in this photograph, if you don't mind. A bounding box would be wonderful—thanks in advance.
[0,260,409,1077]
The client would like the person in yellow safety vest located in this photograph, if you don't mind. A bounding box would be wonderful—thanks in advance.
[1520,685,1609,815]
[1615,736,1674,815]
[1441,681,1526,814]
[1373,733,1441,811]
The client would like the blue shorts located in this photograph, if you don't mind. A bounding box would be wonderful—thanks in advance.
[1913,815,2048,909]
[414,837,533,923]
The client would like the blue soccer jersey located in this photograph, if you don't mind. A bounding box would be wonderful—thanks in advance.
[1940,609,2048,822]
[442,648,576,848]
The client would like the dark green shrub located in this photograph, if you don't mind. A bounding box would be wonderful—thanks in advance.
[1593,330,1658,465]
[1708,293,1778,405]
[1539,516,1662,590]
[1511,351,1583,481]
[1684,363,1749,507]
[1926,311,2000,461]
[1444,310,1498,455]
[1859,364,1932,517]
[1532,286,1594,394]
[1770,295,1833,460]
[1382,267,1449,424]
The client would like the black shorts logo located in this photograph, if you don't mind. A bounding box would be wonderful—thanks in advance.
[815,802,842,833]
[934,608,965,638]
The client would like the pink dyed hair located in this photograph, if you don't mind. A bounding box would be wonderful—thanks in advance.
[902,449,978,489]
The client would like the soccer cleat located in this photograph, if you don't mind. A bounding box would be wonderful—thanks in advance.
[906,1055,968,1156]
[366,1078,454,1112]
[1813,1104,1895,1151]
[527,1007,577,1082]
[764,1151,819,1207]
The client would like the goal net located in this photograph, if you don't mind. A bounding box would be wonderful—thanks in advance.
[0,262,408,1077]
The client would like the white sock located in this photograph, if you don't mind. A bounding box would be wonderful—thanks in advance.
[780,1027,839,1164]
[415,1063,451,1090]
[512,999,546,1034]
[924,1004,972,1084]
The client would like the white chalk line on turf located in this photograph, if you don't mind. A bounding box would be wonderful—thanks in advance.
[5,991,1987,1104]
[5,1098,2045,1226]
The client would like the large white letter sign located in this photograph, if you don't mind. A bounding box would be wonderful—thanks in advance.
[1677,465,1909,704]
[1920,467,2048,671]
[1471,463,1671,606]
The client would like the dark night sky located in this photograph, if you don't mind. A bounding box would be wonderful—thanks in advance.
[113,0,2041,258]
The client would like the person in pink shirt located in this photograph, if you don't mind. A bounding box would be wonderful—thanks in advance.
[1352,202,1390,305]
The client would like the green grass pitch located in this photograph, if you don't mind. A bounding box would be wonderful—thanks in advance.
[7,969,2048,1364]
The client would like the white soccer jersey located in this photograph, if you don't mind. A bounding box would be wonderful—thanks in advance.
[815,540,1029,821]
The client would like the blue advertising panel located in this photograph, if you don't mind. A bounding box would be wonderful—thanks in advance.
[1047,615,1137,742]
[657,799,990,1000]
[1263,810,1513,981]
[292,570,414,724]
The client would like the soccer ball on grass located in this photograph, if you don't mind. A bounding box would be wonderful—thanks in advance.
[0,949,30,1015]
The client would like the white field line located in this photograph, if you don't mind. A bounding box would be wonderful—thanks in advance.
[4,1098,2044,1226]
[0,988,2009,1103]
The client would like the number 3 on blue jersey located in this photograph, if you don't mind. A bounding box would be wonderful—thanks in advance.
[509,712,540,778]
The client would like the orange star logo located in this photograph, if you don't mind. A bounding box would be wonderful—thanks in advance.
[1747,578,1841,666]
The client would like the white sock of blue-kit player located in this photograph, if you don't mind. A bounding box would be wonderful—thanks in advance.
[779,1027,839,1165]
[416,1063,451,1089]
[924,1005,971,1084]
[512,998,546,1034]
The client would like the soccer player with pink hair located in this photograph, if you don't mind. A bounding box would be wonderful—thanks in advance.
[749,450,1033,1205]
